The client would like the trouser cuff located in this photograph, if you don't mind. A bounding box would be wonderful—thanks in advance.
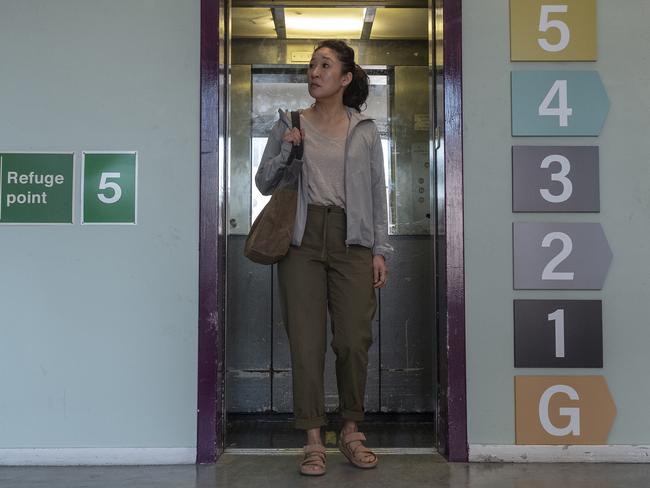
[294,415,327,430]
[340,409,365,422]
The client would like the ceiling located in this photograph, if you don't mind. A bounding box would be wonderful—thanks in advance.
[232,7,430,40]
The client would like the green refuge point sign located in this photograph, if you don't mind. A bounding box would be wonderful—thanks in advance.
[0,153,74,224]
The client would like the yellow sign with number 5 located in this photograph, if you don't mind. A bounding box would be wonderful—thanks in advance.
[510,0,597,61]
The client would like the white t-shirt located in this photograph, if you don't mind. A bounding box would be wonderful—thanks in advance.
[299,112,348,209]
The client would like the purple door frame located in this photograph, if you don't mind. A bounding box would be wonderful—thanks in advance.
[196,0,466,463]
[197,0,226,464]
[438,0,467,462]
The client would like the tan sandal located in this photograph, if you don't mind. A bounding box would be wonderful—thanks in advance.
[338,431,378,469]
[299,444,327,476]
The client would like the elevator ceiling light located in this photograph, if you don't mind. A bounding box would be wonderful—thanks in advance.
[232,7,432,41]
[284,8,365,39]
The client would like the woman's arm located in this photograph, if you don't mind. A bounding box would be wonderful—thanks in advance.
[254,117,295,196]
[369,126,394,261]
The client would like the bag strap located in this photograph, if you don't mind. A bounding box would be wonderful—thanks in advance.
[288,110,304,162]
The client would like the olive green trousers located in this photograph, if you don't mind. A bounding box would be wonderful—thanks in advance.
[278,204,377,430]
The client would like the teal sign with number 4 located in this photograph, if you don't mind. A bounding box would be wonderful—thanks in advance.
[511,71,609,136]
[82,152,137,224]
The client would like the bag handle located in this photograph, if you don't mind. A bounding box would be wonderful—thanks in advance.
[287,110,304,162]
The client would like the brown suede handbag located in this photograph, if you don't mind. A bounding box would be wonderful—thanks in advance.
[244,111,303,265]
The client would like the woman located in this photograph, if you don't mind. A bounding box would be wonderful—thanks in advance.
[255,39,393,476]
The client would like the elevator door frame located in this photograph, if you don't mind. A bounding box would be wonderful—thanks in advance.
[197,0,467,463]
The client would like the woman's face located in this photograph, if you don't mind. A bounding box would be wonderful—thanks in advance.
[307,47,352,101]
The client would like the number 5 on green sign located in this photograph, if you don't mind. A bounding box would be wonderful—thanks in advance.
[82,152,137,224]
[98,172,122,204]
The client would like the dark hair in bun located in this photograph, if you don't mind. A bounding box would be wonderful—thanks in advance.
[314,40,369,112]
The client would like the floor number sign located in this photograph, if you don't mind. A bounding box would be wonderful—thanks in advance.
[515,376,616,444]
[82,152,137,224]
[509,1,615,445]
[514,300,602,368]
[512,146,599,212]
[513,222,612,290]
[511,71,609,136]
[510,0,597,61]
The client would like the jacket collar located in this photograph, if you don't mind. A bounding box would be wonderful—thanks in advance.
[346,106,374,132]
[278,106,374,131]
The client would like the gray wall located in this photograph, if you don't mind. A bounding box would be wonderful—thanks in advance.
[463,0,650,444]
[7,0,647,454]
[0,0,199,447]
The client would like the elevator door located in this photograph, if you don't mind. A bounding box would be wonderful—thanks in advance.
[225,6,436,420]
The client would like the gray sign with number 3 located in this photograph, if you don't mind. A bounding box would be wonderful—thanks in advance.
[512,146,599,212]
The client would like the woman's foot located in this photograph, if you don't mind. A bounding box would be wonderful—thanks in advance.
[300,427,326,476]
[338,421,378,468]
[300,443,326,476]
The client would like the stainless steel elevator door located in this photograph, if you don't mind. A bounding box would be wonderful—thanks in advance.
[225,27,436,415]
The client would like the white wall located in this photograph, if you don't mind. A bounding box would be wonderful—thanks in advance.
[0,0,200,451]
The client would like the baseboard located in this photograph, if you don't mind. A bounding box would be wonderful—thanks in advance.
[470,444,650,463]
[0,448,196,466]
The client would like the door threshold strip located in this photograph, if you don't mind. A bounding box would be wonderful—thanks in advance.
[224,447,438,455]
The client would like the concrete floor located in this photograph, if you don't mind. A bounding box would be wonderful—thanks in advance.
[2,453,650,488]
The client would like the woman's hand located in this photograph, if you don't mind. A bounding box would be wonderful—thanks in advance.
[283,127,305,146]
[373,255,388,288]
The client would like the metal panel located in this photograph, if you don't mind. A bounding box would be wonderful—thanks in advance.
[229,66,252,234]
[226,236,272,371]
[392,66,431,235]
[380,236,435,411]
[226,371,271,412]
[381,369,434,412]
[271,371,292,412]
[232,39,427,66]
[271,268,292,412]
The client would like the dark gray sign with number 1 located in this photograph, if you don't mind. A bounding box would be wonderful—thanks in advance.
[514,300,603,368]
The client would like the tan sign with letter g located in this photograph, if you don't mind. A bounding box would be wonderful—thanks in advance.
[515,376,616,444]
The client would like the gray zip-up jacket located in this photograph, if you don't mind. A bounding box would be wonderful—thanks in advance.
[255,107,394,260]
